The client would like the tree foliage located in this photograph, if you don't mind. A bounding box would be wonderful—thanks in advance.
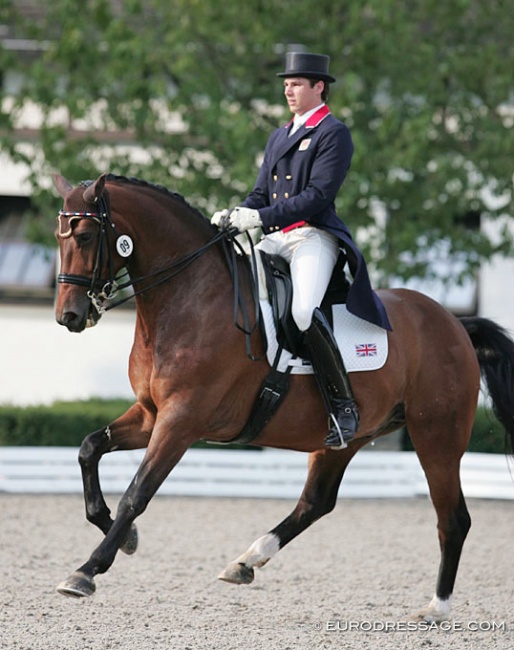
[0,0,512,282]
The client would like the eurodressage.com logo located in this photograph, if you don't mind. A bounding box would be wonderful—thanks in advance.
[312,620,508,633]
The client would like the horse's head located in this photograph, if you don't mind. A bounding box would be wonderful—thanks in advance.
[53,172,129,332]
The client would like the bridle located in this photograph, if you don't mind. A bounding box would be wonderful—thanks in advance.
[56,186,262,358]
[57,184,121,316]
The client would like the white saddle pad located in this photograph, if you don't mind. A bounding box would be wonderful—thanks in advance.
[261,300,389,375]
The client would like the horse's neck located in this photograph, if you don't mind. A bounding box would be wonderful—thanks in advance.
[119,198,235,337]
[117,190,213,278]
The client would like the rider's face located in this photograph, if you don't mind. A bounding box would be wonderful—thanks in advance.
[283,77,324,116]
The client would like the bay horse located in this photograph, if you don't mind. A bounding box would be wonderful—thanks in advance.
[52,172,514,621]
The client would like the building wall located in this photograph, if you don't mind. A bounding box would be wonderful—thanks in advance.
[478,218,514,336]
[2,256,514,408]
[1,304,135,405]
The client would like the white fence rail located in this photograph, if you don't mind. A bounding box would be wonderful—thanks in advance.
[0,447,513,500]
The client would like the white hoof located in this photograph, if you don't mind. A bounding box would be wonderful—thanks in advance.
[218,562,255,585]
[409,595,451,623]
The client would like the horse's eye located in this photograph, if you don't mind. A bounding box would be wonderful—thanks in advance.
[76,231,94,246]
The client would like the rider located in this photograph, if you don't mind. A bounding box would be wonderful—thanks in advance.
[212,51,391,449]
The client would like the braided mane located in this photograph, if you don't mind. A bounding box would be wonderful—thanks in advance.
[105,173,209,223]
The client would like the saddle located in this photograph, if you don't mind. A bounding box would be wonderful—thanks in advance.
[262,250,350,359]
[223,250,350,446]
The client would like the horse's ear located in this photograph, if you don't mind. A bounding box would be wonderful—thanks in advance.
[82,172,107,205]
[52,173,74,198]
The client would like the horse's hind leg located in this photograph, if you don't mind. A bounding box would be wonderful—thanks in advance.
[218,443,365,584]
[408,421,472,622]
[78,402,152,554]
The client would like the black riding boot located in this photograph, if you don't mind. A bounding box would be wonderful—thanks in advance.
[305,308,359,449]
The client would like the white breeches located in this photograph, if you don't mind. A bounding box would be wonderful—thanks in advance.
[257,226,339,332]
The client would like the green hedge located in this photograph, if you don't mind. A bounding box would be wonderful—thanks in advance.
[0,399,509,453]
[0,399,260,450]
[0,399,133,447]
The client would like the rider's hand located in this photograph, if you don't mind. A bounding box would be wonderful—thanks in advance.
[229,207,262,232]
[211,209,230,228]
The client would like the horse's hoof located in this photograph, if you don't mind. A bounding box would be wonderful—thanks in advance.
[218,562,255,585]
[408,609,449,624]
[409,596,451,623]
[120,523,138,555]
[56,571,96,598]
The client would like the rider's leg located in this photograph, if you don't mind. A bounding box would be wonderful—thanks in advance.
[288,228,358,449]
[256,226,337,327]
[305,308,359,448]
[257,227,358,449]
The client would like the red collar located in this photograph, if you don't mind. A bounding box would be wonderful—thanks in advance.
[284,104,331,129]
[305,104,331,128]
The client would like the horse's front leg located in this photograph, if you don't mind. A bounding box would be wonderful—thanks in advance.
[218,442,366,585]
[78,402,152,554]
[57,410,191,598]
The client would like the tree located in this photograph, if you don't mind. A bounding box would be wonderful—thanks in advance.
[0,0,512,283]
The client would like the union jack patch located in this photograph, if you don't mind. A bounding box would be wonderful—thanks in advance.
[355,343,377,357]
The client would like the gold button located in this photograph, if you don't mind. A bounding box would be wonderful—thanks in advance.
[273,175,278,181]
[286,175,292,180]
[272,192,277,199]
[284,192,289,198]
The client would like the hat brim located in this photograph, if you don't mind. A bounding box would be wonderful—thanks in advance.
[277,71,336,83]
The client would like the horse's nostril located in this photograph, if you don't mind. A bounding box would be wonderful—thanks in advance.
[57,307,94,332]
[62,311,78,324]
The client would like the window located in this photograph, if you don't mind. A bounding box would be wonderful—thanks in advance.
[0,196,56,302]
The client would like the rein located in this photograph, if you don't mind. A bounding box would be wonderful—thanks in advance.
[57,192,262,360]
[219,229,263,361]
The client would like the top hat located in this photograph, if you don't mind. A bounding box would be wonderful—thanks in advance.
[277,52,335,83]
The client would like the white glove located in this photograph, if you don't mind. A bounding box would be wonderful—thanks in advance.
[211,209,230,228]
[229,207,262,232]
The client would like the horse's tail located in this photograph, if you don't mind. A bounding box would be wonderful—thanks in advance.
[461,316,514,455]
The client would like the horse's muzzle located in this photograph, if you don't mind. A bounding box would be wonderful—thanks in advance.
[56,305,102,332]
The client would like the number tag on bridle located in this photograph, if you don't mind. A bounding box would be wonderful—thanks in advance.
[116,235,134,258]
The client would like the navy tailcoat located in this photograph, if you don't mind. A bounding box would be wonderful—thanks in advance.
[242,106,391,330]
